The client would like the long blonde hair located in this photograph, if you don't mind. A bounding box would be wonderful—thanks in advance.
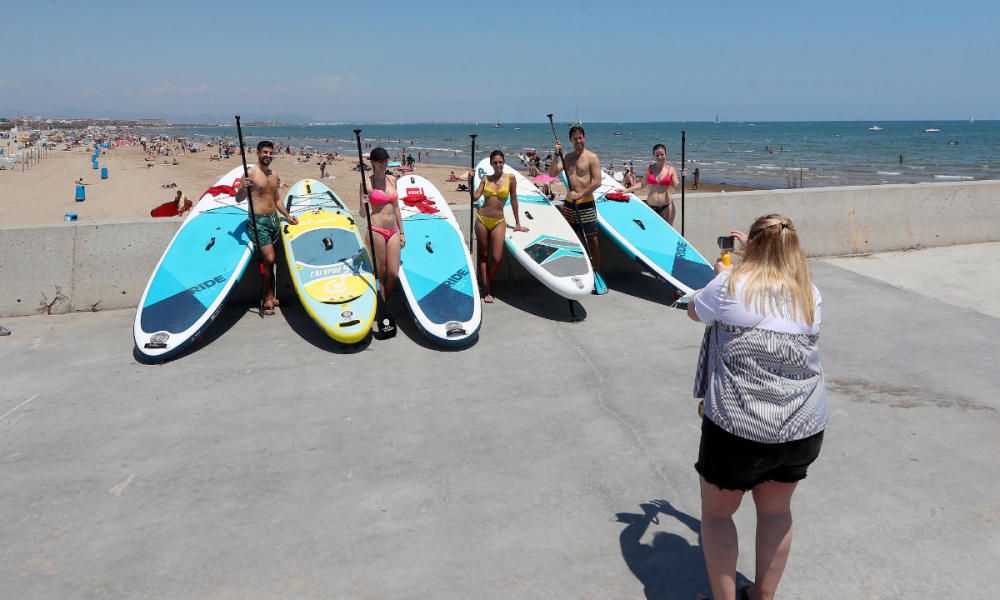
[725,214,816,325]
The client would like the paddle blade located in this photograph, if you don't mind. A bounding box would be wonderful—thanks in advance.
[593,272,609,295]
[372,305,397,340]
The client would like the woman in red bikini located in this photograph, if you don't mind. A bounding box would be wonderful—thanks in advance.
[359,147,405,301]
[624,143,682,225]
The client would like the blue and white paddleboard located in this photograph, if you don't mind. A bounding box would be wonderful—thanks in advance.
[282,179,377,344]
[594,170,715,294]
[473,158,594,299]
[396,174,481,346]
[134,164,254,361]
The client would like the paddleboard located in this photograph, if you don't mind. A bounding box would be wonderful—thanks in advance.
[473,158,593,299]
[134,164,254,361]
[594,170,715,294]
[396,174,481,346]
[282,179,377,344]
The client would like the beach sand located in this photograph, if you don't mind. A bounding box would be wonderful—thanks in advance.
[0,144,756,227]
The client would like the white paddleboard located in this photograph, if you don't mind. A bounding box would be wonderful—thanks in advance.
[473,158,593,299]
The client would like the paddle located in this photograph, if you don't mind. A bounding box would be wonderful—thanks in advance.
[680,130,687,236]
[468,134,477,255]
[235,115,266,318]
[353,129,397,340]
[546,113,608,295]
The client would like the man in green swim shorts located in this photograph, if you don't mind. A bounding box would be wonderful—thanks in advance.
[236,140,297,315]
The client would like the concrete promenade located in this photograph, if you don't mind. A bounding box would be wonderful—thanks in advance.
[2,244,998,599]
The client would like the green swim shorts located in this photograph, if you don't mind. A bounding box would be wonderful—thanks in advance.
[249,212,281,247]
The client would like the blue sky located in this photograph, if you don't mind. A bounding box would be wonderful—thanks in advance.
[2,0,997,122]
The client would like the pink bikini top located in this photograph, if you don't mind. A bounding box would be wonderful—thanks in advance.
[647,165,674,187]
[370,188,398,205]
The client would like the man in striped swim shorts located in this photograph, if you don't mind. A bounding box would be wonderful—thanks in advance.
[550,125,602,273]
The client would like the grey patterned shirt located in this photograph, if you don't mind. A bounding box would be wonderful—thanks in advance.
[694,322,828,443]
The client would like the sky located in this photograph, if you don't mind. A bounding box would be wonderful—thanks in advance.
[2,0,998,123]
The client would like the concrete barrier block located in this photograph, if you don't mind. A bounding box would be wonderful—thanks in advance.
[71,220,181,312]
[1,181,998,319]
[0,225,76,316]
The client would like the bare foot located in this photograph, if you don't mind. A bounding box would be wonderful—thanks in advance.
[484,294,495,304]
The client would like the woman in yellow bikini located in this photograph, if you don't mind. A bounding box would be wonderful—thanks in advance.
[472,150,528,303]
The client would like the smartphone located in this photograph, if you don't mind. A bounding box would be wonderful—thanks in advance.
[717,235,735,250]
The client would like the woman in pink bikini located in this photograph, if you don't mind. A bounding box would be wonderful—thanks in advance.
[359,147,405,300]
[624,143,682,225]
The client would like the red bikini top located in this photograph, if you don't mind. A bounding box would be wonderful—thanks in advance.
[647,165,674,186]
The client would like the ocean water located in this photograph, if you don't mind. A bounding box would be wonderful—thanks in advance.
[152,120,999,189]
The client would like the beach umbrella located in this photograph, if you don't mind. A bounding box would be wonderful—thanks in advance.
[531,173,559,184]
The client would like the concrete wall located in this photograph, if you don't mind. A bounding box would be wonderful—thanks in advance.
[2,180,998,318]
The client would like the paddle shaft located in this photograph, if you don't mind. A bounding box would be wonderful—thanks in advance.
[680,130,686,236]
[235,116,266,316]
[468,134,477,255]
[352,130,394,331]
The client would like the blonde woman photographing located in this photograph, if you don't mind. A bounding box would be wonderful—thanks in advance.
[687,215,827,600]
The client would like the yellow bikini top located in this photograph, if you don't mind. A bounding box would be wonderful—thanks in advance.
[483,174,511,200]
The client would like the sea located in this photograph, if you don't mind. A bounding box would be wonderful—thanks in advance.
[150,120,999,190]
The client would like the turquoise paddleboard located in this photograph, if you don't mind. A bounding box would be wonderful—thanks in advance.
[134,164,254,361]
[396,174,481,346]
[594,170,715,294]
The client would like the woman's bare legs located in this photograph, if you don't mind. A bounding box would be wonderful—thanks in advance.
[384,233,401,300]
[700,475,745,600]
[474,220,491,301]
[664,201,676,226]
[749,481,797,600]
[369,229,388,300]
[486,221,505,301]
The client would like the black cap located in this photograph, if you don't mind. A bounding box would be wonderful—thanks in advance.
[369,147,390,161]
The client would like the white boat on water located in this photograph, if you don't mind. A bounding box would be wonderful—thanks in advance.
[868,125,883,131]
[924,128,941,133]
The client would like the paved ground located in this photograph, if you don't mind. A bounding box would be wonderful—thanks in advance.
[2,245,998,599]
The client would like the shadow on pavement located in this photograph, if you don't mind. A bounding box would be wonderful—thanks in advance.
[493,280,589,323]
[615,499,751,600]
[278,296,372,354]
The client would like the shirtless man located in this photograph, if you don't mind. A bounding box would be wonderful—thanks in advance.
[236,140,297,315]
[549,125,602,273]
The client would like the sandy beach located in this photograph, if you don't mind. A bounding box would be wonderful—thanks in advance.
[0,142,755,227]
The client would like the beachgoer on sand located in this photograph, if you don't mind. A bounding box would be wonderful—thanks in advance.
[235,140,298,315]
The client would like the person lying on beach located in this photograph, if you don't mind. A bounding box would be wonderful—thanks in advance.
[624,144,683,225]
[447,171,460,182]
[235,140,298,315]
